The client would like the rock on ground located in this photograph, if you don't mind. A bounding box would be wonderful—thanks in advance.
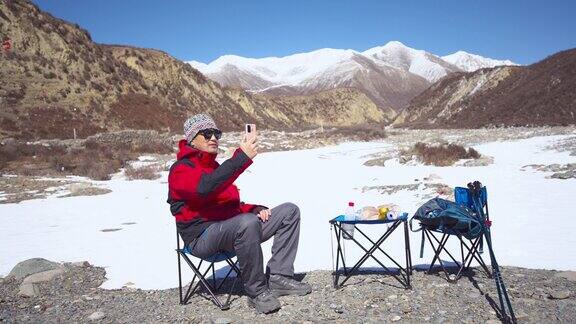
[18,268,66,297]
[555,271,576,282]
[87,311,106,321]
[8,258,61,280]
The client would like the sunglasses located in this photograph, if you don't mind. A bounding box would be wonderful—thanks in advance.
[195,128,222,140]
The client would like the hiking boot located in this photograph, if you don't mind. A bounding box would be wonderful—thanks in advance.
[269,274,312,296]
[247,289,281,314]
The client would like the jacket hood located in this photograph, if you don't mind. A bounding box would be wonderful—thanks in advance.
[176,139,217,165]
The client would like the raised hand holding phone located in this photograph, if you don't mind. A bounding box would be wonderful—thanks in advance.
[240,124,258,159]
[245,124,257,137]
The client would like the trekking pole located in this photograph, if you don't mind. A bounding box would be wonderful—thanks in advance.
[470,184,510,319]
[469,182,516,323]
[468,183,506,312]
[485,231,516,323]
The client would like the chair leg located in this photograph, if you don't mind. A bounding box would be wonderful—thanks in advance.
[179,253,242,310]
[177,250,183,304]
[424,232,493,282]
[186,264,212,303]
[180,255,208,304]
[424,231,464,282]
[208,259,239,292]
[180,254,216,304]
[178,252,207,304]
[425,231,445,273]
[223,272,239,309]
[211,263,216,289]
[220,258,242,310]
[227,259,242,277]
[460,237,492,278]
[208,258,242,310]
[426,231,458,273]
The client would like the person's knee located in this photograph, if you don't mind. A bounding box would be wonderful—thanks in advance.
[281,202,300,222]
[236,213,262,234]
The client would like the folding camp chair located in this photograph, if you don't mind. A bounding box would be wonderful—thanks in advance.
[176,229,241,310]
[414,183,516,322]
[418,186,491,282]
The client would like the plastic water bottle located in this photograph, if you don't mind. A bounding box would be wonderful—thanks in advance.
[343,202,356,240]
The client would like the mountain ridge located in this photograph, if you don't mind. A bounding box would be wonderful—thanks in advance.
[393,48,576,128]
[442,50,517,72]
[189,41,516,111]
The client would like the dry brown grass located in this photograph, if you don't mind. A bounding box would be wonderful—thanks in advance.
[124,164,160,181]
[408,142,481,166]
[0,140,67,170]
[47,142,135,180]
[75,159,120,181]
[0,131,173,180]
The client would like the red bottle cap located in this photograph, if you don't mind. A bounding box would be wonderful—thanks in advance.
[348,202,354,206]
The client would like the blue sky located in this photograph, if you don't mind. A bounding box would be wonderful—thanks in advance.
[33,0,575,65]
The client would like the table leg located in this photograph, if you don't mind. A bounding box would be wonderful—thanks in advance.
[333,224,341,288]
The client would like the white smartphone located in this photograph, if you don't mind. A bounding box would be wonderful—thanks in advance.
[245,123,256,135]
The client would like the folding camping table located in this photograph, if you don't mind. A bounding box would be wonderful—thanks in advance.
[329,213,412,289]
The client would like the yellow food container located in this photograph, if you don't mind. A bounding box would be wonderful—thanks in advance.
[378,207,389,220]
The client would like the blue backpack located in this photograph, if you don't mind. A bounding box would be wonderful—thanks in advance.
[411,196,484,257]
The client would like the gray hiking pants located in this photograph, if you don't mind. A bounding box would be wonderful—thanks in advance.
[188,202,301,297]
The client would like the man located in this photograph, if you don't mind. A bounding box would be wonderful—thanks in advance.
[167,114,311,314]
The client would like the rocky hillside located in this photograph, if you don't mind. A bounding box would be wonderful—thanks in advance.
[0,0,386,140]
[393,49,576,128]
[2,258,575,323]
[234,87,393,128]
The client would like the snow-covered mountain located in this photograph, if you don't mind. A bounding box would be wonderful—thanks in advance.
[188,41,516,110]
[361,41,462,82]
[442,50,518,72]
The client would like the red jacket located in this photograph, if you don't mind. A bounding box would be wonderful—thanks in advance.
[167,139,263,244]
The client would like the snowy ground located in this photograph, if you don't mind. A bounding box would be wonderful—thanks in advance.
[1,133,575,290]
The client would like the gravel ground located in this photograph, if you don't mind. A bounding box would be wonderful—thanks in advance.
[1,261,575,323]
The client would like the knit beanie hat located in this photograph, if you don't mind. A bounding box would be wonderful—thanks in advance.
[183,114,218,142]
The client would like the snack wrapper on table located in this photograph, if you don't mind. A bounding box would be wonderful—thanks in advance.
[358,204,401,220]
[359,206,379,220]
